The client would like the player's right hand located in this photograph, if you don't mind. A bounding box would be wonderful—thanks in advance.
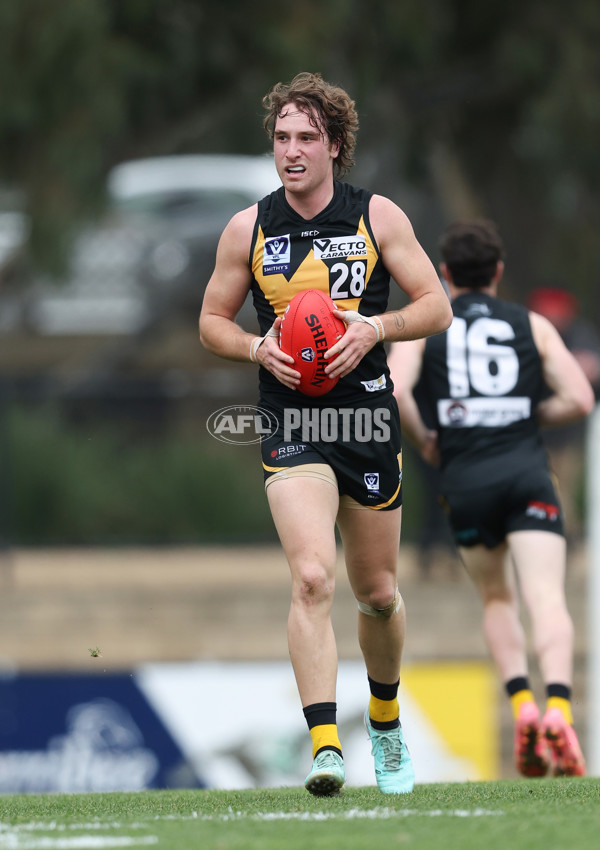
[254,318,300,390]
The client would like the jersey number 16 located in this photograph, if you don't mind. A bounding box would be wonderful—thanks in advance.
[447,316,520,398]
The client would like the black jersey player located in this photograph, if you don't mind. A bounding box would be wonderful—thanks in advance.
[390,219,593,778]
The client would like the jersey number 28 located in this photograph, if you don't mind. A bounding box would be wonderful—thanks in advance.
[330,260,367,298]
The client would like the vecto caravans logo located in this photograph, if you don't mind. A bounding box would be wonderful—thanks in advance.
[206,405,278,445]
[312,235,367,260]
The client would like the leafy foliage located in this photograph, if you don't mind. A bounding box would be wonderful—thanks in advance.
[6,403,431,546]
[2,2,599,545]
[9,405,277,544]
[1,0,599,302]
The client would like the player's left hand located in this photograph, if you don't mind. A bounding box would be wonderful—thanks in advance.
[324,309,382,378]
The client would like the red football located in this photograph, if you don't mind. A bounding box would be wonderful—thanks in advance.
[279,289,346,396]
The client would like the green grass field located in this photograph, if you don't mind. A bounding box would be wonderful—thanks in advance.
[1,779,599,850]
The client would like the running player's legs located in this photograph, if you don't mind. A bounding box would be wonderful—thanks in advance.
[459,539,550,777]
[337,502,415,793]
[508,528,584,776]
[458,542,528,682]
[263,407,411,793]
[266,471,340,708]
[453,465,580,776]
[508,530,573,686]
[337,503,404,685]
[502,465,573,685]
[447,468,565,682]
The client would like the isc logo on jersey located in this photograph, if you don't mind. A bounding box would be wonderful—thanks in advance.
[313,235,367,260]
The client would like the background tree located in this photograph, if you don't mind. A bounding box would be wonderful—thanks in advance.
[0,0,598,310]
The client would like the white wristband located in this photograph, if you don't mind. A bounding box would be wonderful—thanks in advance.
[249,322,279,362]
[339,310,385,342]
[249,336,264,363]
[371,315,385,342]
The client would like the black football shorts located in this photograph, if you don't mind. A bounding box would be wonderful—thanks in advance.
[260,396,403,510]
[441,465,564,548]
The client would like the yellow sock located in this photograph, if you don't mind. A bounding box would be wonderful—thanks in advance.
[547,696,573,725]
[509,689,535,720]
[309,724,342,758]
[369,694,399,725]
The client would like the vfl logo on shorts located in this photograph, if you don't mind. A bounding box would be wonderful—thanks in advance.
[262,235,291,275]
[364,472,380,493]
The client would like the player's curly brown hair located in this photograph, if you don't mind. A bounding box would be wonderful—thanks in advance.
[263,72,359,177]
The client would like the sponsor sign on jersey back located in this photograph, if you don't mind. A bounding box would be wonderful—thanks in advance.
[437,396,531,427]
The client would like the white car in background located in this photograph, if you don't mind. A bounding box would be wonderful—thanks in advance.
[110,155,281,332]
[1,154,280,335]
[108,154,280,213]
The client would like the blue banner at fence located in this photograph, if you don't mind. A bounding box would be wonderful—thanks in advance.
[0,672,205,793]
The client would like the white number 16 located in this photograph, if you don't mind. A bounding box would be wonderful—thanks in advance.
[447,316,519,397]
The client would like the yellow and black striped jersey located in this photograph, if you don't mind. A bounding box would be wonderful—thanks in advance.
[249,180,394,407]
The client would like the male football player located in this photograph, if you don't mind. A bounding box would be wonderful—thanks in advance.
[389,220,593,778]
[200,72,451,794]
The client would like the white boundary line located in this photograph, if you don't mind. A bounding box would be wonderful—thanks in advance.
[0,807,504,847]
